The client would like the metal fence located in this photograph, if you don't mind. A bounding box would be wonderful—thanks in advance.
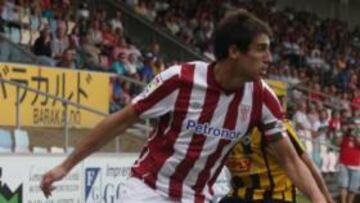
[0,76,152,153]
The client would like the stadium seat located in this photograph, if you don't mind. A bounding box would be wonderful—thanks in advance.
[10,27,21,44]
[32,146,48,154]
[20,13,30,26]
[14,129,30,153]
[0,129,13,152]
[3,26,11,39]
[40,17,49,30]
[66,147,75,153]
[20,29,31,46]
[50,146,65,153]
[30,30,39,46]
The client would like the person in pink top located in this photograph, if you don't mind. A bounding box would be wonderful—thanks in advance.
[41,10,327,203]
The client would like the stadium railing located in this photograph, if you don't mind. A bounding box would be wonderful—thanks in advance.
[0,76,152,153]
[0,34,42,65]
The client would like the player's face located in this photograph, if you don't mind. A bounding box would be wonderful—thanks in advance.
[235,33,272,81]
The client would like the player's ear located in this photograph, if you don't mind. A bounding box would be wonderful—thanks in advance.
[228,44,240,60]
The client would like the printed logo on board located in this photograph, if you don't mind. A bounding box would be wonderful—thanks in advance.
[0,168,23,203]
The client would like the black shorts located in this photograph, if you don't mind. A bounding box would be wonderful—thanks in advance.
[218,196,293,203]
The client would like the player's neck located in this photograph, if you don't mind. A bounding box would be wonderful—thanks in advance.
[213,61,246,92]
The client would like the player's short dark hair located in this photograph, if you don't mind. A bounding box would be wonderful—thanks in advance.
[213,9,272,61]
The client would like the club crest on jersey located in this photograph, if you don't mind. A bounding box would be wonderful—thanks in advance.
[190,101,202,109]
[239,105,251,121]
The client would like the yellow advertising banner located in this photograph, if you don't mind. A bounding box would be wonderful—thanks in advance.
[0,63,110,128]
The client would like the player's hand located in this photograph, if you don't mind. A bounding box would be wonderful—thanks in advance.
[326,195,335,203]
[40,164,68,198]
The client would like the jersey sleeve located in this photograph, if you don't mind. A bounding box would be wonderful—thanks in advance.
[131,65,181,119]
[260,80,286,143]
[284,120,306,155]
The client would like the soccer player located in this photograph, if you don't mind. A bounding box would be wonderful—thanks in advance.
[219,120,334,203]
[41,10,326,203]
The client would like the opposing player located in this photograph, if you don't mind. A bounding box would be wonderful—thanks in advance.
[41,10,326,203]
[220,120,334,203]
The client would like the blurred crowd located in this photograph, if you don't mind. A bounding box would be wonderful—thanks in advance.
[0,0,176,112]
[0,0,359,170]
[125,0,360,109]
[125,0,360,171]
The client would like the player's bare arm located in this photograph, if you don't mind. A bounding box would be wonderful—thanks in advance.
[270,136,326,203]
[301,152,335,203]
[40,105,139,198]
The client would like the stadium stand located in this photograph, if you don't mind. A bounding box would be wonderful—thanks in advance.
[13,129,30,153]
[32,146,48,154]
[0,129,12,152]
[0,0,359,201]
[50,146,65,153]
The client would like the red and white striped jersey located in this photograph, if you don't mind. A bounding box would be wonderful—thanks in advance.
[130,61,285,203]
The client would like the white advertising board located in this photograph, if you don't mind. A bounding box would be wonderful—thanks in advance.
[0,155,81,203]
[0,153,230,203]
[82,154,138,203]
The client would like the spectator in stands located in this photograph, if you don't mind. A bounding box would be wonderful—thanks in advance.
[353,110,360,131]
[112,36,128,60]
[337,119,360,203]
[293,100,313,155]
[351,89,360,111]
[347,72,358,91]
[77,35,100,69]
[165,15,180,35]
[98,51,111,71]
[127,52,142,77]
[77,2,89,20]
[308,104,321,163]
[110,11,123,32]
[51,27,69,59]
[315,109,329,170]
[138,52,154,83]
[147,42,161,59]
[100,22,116,48]
[88,20,102,46]
[2,0,21,29]
[321,110,342,173]
[33,27,55,66]
[309,82,323,102]
[111,52,129,75]
[33,28,52,56]
[134,1,148,17]
[328,110,341,138]
[68,26,80,49]
[109,76,131,113]
[56,48,77,69]
[77,17,89,37]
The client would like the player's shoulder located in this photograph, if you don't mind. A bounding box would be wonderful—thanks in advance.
[258,79,279,99]
[159,64,182,80]
[175,61,210,79]
[165,61,208,75]
[259,79,272,91]
[180,61,209,72]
